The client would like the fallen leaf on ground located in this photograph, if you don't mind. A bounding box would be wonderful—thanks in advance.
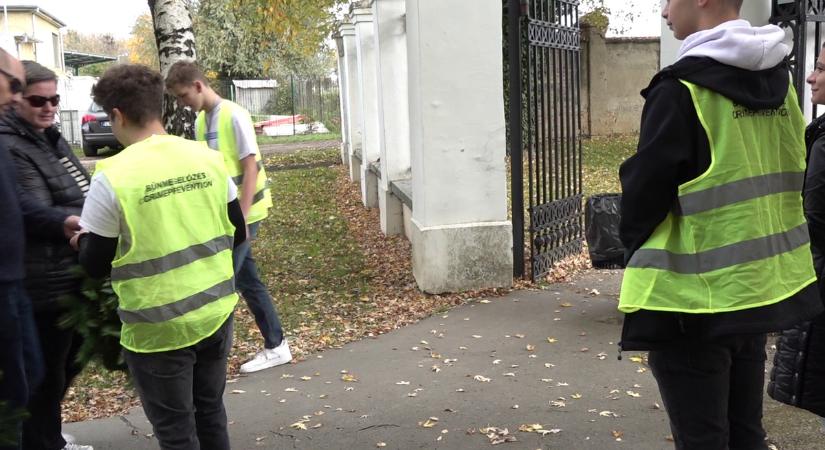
[290,422,307,430]
[420,417,439,428]
[474,375,491,382]
[481,427,518,445]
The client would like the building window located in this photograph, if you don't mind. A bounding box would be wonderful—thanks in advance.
[53,33,60,68]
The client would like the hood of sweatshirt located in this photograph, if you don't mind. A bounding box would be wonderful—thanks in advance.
[646,20,793,110]
[678,19,791,70]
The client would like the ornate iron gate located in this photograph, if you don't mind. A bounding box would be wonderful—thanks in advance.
[771,0,825,117]
[508,0,583,280]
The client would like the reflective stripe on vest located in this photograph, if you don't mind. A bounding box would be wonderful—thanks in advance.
[628,222,809,274]
[111,235,233,281]
[195,100,272,223]
[674,171,804,216]
[96,134,239,353]
[118,278,235,324]
[618,80,816,314]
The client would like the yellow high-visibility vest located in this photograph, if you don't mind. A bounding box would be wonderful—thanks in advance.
[196,100,272,224]
[619,81,816,314]
[96,134,238,353]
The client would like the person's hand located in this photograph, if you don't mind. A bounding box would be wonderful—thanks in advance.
[63,215,81,239]
[69,230,87,251]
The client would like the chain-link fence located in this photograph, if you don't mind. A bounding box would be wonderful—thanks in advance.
[215,75,340,137]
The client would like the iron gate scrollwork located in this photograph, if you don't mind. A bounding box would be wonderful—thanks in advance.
[508,0,583,280]
[771,0,825,117]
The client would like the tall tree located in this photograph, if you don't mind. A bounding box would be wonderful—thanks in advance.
[148,0,196,137]
[193,0,343,79]
[127,13,160,69]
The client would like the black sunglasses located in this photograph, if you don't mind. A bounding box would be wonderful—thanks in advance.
[23,94,59,107]
[0,68,22,94]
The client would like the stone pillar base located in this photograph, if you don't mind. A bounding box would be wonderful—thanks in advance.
[360,164,379,208]
[411,219,513,294]
[349,152,362,183]
[379,183,403,235]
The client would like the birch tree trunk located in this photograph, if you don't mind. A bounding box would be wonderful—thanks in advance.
[148,0,196,138]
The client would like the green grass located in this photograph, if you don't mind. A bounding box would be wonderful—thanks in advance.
[582,134,637,197]
[257,132,341,146]
[252,159,372,335]
[265,147,341,170]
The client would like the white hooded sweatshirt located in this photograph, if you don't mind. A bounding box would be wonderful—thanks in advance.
[677,19,791,71]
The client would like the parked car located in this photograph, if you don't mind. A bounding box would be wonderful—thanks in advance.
[80,101,121,157]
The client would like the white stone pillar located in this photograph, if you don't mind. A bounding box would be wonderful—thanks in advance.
[334,33,350,167]
[353,7,380,207]
[373,0,410,236]
[406,0,513,293]
[340,22,362,183]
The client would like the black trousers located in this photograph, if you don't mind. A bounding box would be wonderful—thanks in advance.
[649,333,769,450]
[0,281,42,450]
[22,310,84,450]
[125,317,233,450]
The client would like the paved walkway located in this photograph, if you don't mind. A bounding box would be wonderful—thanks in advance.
[64,271,823,449]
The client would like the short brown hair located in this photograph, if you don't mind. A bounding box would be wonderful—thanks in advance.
[92,64,163,126]
[165,60,209,89]
[22,60,55,86]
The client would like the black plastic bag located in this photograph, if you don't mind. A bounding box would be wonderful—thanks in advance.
[585,193,625,269]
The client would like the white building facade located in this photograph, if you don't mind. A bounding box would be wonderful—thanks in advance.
[335,0,513,294]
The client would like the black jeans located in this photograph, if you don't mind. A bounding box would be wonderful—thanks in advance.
[0,281,42,450]
[125,317,233,450]
[22,311,84,450]
[649,333,769,450]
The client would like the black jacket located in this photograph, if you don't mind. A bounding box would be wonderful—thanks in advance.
[0,146,67,284]
[768,115,825,415]
[3,110,91,311]
[619,57,823,351]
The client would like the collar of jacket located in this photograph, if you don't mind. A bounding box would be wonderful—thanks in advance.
[0,109,59,146]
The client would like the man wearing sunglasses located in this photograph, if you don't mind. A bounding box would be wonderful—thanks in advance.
[0,51,81,450]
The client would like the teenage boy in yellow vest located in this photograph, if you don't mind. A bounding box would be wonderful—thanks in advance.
[73,64,247,450]
[618,1,823,448]
[165,61,291,373]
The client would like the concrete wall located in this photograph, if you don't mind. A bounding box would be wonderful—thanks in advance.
[581,24,659,136]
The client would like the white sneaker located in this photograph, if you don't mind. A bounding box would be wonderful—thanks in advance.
[62,433,75,444]
[62,444,94,450]
[240,340,292,373]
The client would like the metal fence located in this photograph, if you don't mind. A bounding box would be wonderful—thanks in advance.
[59,110,82,145]
[215,76,341,136]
